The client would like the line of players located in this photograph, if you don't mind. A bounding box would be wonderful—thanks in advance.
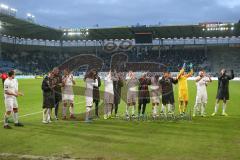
[1,64,234,128]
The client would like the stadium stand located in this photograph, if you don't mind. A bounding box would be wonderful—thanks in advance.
[0,12,240,76]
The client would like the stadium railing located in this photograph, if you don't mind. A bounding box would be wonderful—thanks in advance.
[1,34,240,47]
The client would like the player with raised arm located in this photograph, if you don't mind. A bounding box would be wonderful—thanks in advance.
[3,70,24,129]
[177,63,193,116]
[125,71,139,119]
[193,70,212,117]
[62,69,76,120]
[212,69,234,116]
[104,70,114,120]
[159,71,178,116]
[84,69,99,122]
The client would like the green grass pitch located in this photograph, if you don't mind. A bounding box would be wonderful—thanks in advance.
[0,79,240,160]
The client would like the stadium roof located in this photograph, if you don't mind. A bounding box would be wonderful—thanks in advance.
[65,24,240,40]
[0,13,63,40]
[1,12,239,41]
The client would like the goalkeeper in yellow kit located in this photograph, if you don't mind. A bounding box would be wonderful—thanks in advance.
[177,63,194,116]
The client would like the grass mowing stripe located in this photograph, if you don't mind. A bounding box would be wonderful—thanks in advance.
[0,111,42,123]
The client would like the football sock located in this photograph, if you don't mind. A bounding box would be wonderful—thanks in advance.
[86,106,91,120]
[163,105,166,114]
[62,107,67,117]
[132,105,136,115]
[201,103,206,115]
[4,113,10,126]
[111,105,114,114]
[54,103,59,117]
[126,105,129,116]
[193,103,200,115]
[153,105,157,115]
[47,109,51,121]
[13,112,19,124]
[42,109,48,122]
[168,104,172,113]
[115,104,118,115]
[142,104,146,115]
[214,103,219,113]
[179,104,182,114]
[69,105,74,115]
[95,101,99,116]
[183,103,187,113]
[104,104,107,116]
[138,104,142,115]
[107,104,112,117]
[222,103,227,114]
[42,110,45,121]
[193,103,197,115]
[161,104,165,112]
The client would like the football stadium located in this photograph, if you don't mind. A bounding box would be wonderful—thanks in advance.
[0,1,240,160]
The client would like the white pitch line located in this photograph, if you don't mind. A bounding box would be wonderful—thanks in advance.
[0,111,42,123]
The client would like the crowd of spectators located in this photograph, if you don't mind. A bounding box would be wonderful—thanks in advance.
[0,45,237,76]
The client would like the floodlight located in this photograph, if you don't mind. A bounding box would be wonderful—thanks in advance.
[10,8,17,12]
[0,4,9,9]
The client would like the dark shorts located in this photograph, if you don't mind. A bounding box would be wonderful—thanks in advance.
[162,93,175,105]
[43,93,54,109]
[216,90,229,101]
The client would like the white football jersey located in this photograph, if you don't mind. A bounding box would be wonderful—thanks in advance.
[85,78,98,91]
[4,78,18,99]
[126,76,138,92]
[104,76,114,94]
[63,74,74,93]
[63,74,74,87]
[150,76,159,91]
[196,76,210,94]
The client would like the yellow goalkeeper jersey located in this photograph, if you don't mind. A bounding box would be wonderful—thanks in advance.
[177,69,193,91]
[177,69,193,101]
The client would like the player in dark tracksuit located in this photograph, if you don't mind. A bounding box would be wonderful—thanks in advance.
[93,70,101,118]
[159,71,178,115]
[41,72,55,124]
[112,71,123,117]
[138,73,151,117]
[52,68,62,120]
[212,69,234,116]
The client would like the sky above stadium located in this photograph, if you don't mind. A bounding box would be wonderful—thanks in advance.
[1,0,240,28]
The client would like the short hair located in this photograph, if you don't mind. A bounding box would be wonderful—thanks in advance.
[8,70,15,77]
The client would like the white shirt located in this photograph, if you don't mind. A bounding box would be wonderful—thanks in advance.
[85,78,98,91]
[196,76,210,94]
[150,76,159,91]
[126,76,138,92]
[4,78,18,99]
[63,74,74,93]
[104,76,114,94]
[64,74,74,86]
